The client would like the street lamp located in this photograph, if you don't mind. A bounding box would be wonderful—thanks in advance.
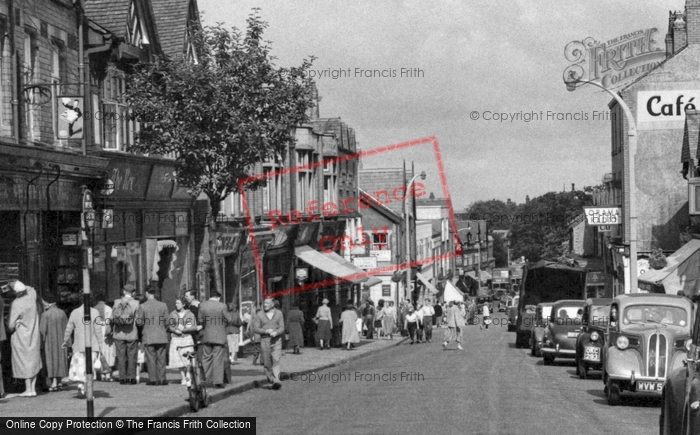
[405,171,426,304]
[457,226,481,289]
[564,73,638,294]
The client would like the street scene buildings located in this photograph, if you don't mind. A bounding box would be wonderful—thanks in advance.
[1,1,700,434]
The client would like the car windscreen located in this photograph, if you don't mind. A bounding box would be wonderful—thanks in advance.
[553,306,583,323]
[590,305,610,326]
[622,305,688,327]
[540,306,552,319]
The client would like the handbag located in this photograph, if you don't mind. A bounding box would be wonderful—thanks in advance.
[93,352,102,371]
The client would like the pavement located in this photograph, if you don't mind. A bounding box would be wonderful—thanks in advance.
[0,335,407,418]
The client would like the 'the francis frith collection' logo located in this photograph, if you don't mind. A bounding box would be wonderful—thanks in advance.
[564,28,666,89]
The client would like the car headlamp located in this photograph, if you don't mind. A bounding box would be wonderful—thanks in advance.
[616,336,629,350]
[590,331,599,342]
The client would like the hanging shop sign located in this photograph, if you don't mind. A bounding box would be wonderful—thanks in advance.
[583,207,621,225]
[295,267,309,282]
[353,256,377,270]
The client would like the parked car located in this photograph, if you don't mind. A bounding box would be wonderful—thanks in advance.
[530,302,554,357]
[476,295,491,314]
[506,296,520,332]
[603,294,692,406]
[574,298,612,379]
[660,296,699,435]
[541,300,586,365]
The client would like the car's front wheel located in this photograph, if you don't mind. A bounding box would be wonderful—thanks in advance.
[606,378,620,406]
[577,359,587,380]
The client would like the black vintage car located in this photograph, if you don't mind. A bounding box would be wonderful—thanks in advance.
[660,299,699,434]
[541,300,586,365]
[574,298,612,379]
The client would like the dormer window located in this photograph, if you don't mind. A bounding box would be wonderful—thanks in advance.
[126,0,148,48]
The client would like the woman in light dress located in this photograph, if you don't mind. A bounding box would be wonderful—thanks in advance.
[167,298,197,385]
[382,301,397,339]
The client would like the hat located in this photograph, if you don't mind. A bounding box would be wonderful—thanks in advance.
[322,298,329,304]
[12,280,26,292]
[122,284,136,292]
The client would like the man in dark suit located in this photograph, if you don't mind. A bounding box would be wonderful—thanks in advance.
[137,285,170,385]
[0,284,7,398]
[197,290,230,388]
[111,284,140,384]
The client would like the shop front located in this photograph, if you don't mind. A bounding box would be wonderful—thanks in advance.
[91,157,195,309]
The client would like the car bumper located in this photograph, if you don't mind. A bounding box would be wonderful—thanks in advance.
[540,346,576,358]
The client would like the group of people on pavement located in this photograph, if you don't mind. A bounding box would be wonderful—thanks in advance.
[0,280,291,398]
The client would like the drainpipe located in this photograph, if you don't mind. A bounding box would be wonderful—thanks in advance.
[8,0,18,141]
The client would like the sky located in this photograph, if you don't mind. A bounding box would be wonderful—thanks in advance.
[197,0,675,211]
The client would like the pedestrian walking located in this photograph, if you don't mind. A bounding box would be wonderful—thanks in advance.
[252,298,284,390]
[467,299,477,325]
[363,299,375,339]
[225,303,243,363]
[481,303,491,330]
[137,285,170,385]
[382,301,396,339]
[247,304,263,365]
[375,300,385,338]
[39,293,68,391]
[7,280,43,396]
[433,301,443,329]
[92,291,115,382]
[110,284,140,385]
[421,299,435,343]
[167,297,197,385]
[404,307,419,344]
[314,298,332,350]
[184,290,203,362]
[415,304,424,343]
[0,283,7,398]
[285,305,304,354]
[197,290,231,388]
[63,302,102,397]
[339,303,360,350]
[442,301,463,350]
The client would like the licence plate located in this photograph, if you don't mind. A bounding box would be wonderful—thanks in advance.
[583,347,600,361]
[567,332,579,338]
[636,381,664,392]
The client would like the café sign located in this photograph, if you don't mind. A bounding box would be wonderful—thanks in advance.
[583,207,621,225]
[353,256,378,270]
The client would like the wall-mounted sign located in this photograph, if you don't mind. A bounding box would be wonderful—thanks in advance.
[369,250,392,262]
[101,208,114,229]
[563,28,665,90]
[353,256,378,270]
[57,96,84,140]
[583,207,621,225]
[62,234,78,246]
[637,90,700,130]
[295,267,309,281]
[598,225,612,232]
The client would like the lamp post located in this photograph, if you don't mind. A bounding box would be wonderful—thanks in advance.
[564,74,638,294]
[405,171,426,303]
[80,186,95,417]
[457,227,478,290]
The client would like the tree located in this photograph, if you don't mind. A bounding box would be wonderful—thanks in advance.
[124,11,316,295]
[463,199,518,230]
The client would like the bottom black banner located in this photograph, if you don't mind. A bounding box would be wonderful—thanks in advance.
[1,417,256,435]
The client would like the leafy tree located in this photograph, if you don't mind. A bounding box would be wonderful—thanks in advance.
[463,199,518,230]
[124,11,316,295]
[491,232,508,267]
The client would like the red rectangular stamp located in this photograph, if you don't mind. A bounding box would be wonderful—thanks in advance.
[238,136,459,299]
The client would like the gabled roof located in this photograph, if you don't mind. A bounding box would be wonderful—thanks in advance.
[359,168,406,216]
[85,0,162,56]
[152,0,197,60]
[682,109,700,163]
[85,0,131,37]
[358,188,402,224]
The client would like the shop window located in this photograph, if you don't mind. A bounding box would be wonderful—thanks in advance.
[111,243,142,293]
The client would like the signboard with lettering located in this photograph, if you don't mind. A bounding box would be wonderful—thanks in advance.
[353,256,378,270]
[369,250,392,262]
[147,165,175,199]
[637,90,700,130]
[217,231,243,256]
[106,160,151,199]
[583,207,621,225]
[0,177,81,211]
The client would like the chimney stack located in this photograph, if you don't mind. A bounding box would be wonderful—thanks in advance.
[666,12,674,58]
[674,12,687,53]
[571,183,575,192]
[688,0,700,45]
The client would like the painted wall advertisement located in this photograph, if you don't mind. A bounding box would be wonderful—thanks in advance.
[637,90,700,130]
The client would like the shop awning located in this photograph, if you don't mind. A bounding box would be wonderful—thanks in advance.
[415,272,439,294]
[638,239,700,295]
[295,246,367,284]
[466,270,492,282]
[363,276,382,288]
[443,280,465,302]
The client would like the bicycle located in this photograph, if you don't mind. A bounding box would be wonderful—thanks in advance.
[176,344,212,412]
